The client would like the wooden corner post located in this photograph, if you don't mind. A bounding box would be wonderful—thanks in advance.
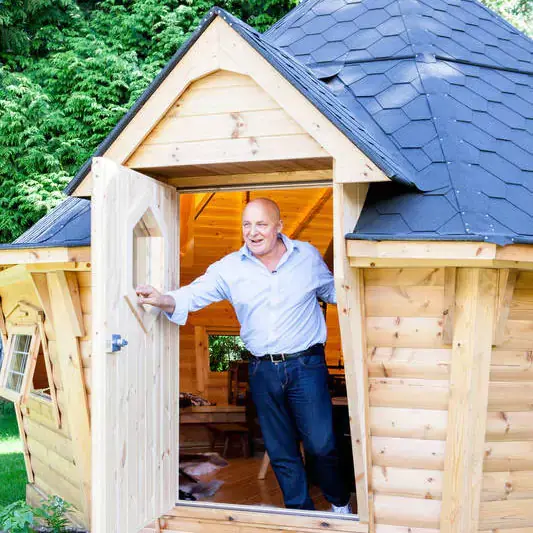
[332,172,372,526]
[440,268,498,533]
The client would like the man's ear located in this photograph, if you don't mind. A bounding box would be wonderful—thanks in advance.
[277,220,284,234]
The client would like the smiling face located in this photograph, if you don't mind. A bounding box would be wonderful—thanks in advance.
[242,199,283,258]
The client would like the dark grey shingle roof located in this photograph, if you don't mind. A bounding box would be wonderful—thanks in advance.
[267,0,533,245]
[0,198,90,250]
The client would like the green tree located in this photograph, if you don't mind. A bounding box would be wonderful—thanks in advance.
[0,0,530,243]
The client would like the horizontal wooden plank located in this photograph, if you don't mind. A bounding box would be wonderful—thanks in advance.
[32,458,82,510]
[366,318,444,348]
[482,471,533,501]
[517,272,533,290]
[479,499,533,529]
[373,466,443,500]
[488,382,533,411]
[365,286,444,317]
[484,441,533,472]
[147,109,305,145]
[373,494,441,529]
[369,378,449,410]
[370,407,448,440]
[0,247,90,266]
[491,350,533,381]
[486,412,533,441]
[368,348,451,380]
[168,169,332,189]
[26,436,78,487]
[192,70,257,89]
[363,268,445,287]
[167,84,280,117]
[510,289,533,321]
[372,437,446,471]
[375,527,439,533]
[23,417,73,460]
[164,505,368,532]
[127,134,329,169]
[370,379,533,411]
[499,320,533,349]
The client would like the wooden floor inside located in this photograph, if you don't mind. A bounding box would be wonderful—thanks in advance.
[182,455,355,512]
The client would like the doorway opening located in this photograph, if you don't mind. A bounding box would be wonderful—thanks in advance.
[176,185,357,514]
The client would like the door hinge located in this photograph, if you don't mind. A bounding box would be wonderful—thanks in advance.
[106,334,128,353]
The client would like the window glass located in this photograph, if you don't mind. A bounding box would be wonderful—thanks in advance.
[5,334,32,393]
[208,335,248,372]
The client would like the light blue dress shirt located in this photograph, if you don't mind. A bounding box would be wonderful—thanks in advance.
[164,234,336,357]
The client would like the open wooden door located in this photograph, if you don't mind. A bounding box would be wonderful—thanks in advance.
[91,157,179,533]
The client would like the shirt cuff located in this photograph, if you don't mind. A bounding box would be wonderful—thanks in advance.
[163,288,190,325]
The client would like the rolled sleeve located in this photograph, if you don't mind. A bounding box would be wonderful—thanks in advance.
[164,286,192,325]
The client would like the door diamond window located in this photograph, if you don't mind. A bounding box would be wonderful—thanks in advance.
[126,202,168,333]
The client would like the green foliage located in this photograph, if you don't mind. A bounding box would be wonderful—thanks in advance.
[0,500,35,533]
[0,495,73,532]
[0,0,530,243]
[0,401,26,510]
[34,495,73,533]
[209,335,248,372]
[483,0,533,36]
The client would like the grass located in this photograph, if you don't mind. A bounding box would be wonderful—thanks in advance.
[0,401,27,511]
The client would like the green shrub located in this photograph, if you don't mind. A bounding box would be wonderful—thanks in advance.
[0,500,35,533]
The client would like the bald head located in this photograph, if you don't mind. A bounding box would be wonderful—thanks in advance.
[242,198,284,258]
[243,198,281,223]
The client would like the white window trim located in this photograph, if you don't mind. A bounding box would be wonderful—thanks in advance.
[0,324,39,403]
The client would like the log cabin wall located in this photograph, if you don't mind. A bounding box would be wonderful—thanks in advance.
[0,270,91,528]
[480,269,533,531]
[360,266,533,532]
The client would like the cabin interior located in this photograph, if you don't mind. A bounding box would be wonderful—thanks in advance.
[176,186,356,511]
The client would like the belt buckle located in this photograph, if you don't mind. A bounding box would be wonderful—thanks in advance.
[270,353,286,363]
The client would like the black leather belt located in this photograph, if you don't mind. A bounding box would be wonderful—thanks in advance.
[256,343,324,363]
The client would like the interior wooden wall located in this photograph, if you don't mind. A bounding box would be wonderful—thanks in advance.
[178,188,340,408]
[362,267,533,532]
[0,272,91,526]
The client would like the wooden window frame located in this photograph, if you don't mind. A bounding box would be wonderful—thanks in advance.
[0,323,40,403]
[194,325,243,394]
[0,313,61,428]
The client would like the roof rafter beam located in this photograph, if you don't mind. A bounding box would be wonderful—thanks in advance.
[194,193,216,220]
[288,188,332,239]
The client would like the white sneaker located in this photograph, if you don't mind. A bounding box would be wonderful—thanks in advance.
[331,502,352,514]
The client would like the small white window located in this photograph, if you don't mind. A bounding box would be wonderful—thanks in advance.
[5,334,32,393]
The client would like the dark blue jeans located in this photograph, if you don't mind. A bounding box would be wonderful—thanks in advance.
[249,347,350,510]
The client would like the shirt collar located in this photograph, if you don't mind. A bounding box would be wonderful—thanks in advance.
[240,233,298,260]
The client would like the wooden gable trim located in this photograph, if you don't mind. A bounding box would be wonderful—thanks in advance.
[71,16,389,196]
[347,240,533,270]
[0,247,90,266]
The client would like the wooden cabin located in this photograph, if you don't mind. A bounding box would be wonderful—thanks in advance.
[1,0,533,532]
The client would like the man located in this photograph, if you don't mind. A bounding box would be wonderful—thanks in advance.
[136,197,351,513]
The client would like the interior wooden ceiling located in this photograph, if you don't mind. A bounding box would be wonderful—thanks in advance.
[180,187,333,286]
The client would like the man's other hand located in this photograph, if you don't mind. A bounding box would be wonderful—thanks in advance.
[135,285,176,314]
